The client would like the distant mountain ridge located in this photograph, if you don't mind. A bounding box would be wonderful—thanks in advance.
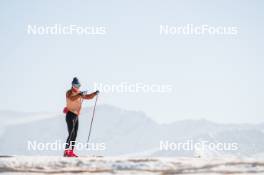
[0,105,263,157]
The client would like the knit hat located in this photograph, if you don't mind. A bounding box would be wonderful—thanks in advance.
[72,77,81,87]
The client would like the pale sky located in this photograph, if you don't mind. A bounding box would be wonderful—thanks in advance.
[0,0,263,124]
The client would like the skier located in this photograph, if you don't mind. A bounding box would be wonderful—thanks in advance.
[63,77,99,157]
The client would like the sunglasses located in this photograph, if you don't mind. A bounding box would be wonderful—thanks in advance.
[73,84,81,88]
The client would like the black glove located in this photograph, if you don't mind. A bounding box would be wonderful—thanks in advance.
[95,90,100,95]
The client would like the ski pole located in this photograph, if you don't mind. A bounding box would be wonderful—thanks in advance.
[87,94,99,145]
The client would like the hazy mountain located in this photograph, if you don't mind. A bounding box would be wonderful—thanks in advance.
[0,105,263,157]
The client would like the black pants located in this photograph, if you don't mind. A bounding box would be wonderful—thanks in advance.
[65,111,79,150]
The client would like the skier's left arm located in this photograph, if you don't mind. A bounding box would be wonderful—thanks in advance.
[82,90,99,100]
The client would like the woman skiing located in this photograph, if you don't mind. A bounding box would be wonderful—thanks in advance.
[63,77,99,157]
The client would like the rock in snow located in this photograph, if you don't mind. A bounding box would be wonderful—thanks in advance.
[0,156,263,175]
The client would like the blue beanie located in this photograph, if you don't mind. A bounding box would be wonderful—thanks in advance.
[72,77,81,86]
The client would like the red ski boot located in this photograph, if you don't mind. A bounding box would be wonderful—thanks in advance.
[63,149,72,157]
[69,150,78,157]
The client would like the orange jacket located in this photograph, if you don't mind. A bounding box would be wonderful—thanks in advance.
[66,89,97,116]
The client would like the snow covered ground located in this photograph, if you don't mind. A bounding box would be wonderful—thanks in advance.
[0,156,263,175]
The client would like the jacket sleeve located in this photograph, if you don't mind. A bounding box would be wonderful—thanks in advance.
[66,90,81,101]
[82,92,97,100]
